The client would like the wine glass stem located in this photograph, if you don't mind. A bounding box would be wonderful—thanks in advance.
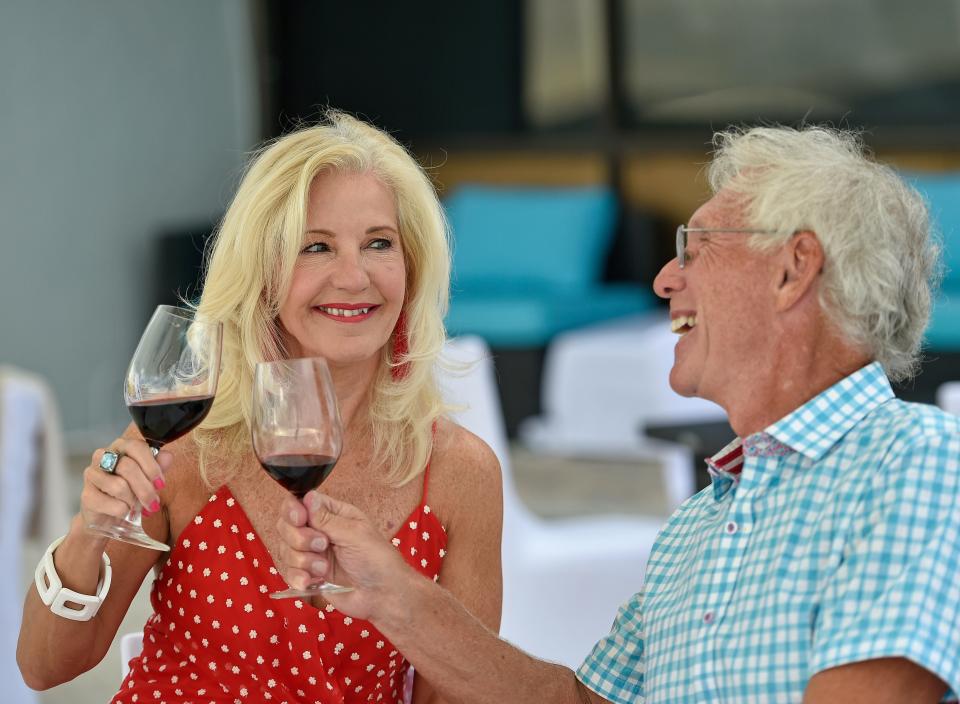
[125,506,145,528]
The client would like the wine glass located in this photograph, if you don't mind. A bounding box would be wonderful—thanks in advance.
[251,356,352,597]
[87,305,222,551]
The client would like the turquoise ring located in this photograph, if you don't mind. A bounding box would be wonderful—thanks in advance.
[99,449,124,474]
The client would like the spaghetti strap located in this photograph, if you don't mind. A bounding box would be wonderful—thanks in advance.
[421,460,431,505]
[421,420,438,505]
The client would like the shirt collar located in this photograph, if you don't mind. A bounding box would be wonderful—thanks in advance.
[704,361,893,499]
[765,361,893,461]
[705,437,745,501]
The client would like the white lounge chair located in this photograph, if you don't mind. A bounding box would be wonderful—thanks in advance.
[440,336,670,669]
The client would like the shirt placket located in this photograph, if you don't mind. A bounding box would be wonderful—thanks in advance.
[692,453,767,699]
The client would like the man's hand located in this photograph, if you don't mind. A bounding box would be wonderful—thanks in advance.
[275,490,415,622]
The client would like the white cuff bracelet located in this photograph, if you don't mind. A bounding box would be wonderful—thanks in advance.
[34,536,112,621]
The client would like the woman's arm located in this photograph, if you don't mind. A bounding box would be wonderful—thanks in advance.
[16,424,181,689]
[411,421,503,704]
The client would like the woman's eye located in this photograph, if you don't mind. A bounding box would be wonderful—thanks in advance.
[302,241,330,254]
[368,238,393,251]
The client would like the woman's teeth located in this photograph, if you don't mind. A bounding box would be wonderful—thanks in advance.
[319,306,371,317]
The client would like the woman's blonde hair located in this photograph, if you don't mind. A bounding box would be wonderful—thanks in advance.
[193,110,451,487]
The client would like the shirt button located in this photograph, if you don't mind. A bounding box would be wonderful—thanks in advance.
[725,521,738,534]
[703,611,715,624]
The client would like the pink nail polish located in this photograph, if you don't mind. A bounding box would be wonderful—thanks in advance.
[154,477,166,490]
[148,499,160,513]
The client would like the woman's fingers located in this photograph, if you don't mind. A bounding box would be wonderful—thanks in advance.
[83,438,167,521]
[112,459,159,515]
[82,465,137,519]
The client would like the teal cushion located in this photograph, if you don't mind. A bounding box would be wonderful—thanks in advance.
[445,284,655,347]
[927,291,960,351]
[445,185,617,291]
[907,172,960,288]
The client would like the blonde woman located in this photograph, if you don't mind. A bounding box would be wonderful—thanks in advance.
[18,111,503,704]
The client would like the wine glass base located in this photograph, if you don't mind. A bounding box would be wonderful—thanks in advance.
[269,583,354,599]
[86,522,170,552]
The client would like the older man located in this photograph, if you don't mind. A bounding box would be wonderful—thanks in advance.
[277,126,960,703]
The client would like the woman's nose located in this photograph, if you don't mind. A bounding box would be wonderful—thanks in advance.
[331,251,370,291]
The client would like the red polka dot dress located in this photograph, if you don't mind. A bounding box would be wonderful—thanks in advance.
[112,466,446,704]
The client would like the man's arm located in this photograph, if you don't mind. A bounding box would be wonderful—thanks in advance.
[276,491,610,704]
[804,658,949,704]
[385,566,607,704]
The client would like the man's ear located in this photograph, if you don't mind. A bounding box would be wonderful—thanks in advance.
[775,230,824,312]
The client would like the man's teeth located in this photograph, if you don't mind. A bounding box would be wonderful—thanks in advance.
[319,306,371,317]
[670,315,698,334]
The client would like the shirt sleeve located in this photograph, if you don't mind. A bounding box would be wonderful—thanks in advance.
[576,591,646,704]
[810,429,960,701]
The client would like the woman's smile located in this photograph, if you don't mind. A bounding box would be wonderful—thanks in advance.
[314,302,381,323]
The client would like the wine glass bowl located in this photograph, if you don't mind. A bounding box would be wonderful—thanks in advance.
[251,356,351,597]
[86,305,222,551]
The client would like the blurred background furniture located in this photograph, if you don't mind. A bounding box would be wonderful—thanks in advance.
[439,336,670,668]
[443,183,658,437]
[939,382,960,415]
[909,173,960,354]
[521,313,727,497]
[444,184,653,348]
[0,368,72,704]
[119,632,143,679]
[892,173,960,405]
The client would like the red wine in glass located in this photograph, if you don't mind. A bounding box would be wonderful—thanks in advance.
[128,395,216,449]
[87,305,221,551]
[259,453,337,498]
[252,356,350,597]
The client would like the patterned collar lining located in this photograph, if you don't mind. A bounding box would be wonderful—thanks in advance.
[704,361,893,497]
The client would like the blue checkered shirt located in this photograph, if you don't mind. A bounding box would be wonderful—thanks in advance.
[577,362,960,702]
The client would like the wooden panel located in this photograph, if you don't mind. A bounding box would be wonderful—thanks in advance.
[621,152,713,225]
[417,151,609,195]
[877,150,960,172]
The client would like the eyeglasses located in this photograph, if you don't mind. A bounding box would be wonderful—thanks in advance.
[675,225,778,269]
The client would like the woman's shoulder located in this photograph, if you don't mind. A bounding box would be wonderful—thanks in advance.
[432,416,500,471]
[428,416,502,508]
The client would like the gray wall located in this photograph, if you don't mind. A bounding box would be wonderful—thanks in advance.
[0,0,260,449]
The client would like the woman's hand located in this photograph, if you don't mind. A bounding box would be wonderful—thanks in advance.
[275,491,417,622]
[80,438,172,528]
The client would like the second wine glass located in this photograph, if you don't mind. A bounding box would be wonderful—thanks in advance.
[87,304,222,551]
[251,356,352,597]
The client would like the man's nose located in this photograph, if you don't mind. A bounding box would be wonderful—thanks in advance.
[653,257,685,299]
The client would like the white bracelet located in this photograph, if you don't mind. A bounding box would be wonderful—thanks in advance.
[34,536,112,621]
